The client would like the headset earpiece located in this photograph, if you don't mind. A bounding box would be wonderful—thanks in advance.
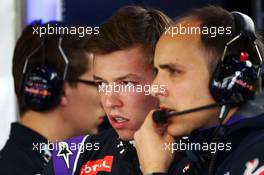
[23,65,63,111]
[210,52,258,104]
[21,33,68,111]
[210,12,262,106]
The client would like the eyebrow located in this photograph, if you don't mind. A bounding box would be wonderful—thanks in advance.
[159,63,183,70]
[93,73,142,82]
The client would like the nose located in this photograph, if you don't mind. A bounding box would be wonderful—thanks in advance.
[102,91,123,109]
[151,75,169,98]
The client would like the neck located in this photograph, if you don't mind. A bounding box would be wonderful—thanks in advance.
[20,110,75,142]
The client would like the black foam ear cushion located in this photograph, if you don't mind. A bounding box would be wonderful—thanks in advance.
[210,55,258,105]
[22,65,63,111]
[209,12,259,105]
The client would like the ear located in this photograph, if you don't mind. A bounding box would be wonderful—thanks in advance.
[60,82,71,106]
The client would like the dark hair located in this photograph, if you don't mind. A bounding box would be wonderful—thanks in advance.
[12,22,90,116]
[174,5,264,74]
[85,6,172,65]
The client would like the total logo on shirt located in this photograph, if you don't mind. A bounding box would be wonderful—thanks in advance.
[80,156,114,175]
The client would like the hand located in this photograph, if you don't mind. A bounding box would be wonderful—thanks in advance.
[134,110,175,174]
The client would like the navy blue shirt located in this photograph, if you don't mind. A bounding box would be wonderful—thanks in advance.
[0,123,51,175]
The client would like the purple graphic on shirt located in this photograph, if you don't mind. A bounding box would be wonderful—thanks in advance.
[53,135,86,175]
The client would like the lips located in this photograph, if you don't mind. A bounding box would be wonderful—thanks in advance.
[115,117,127,123]
[109,115,129,129]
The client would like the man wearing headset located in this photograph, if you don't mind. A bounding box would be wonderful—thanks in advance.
[134,5,264,175]
[0,23,105,175]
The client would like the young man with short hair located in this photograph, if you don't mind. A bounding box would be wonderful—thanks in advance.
[47,6,171,175]
[0,22,105,175]
[134,5,264,175]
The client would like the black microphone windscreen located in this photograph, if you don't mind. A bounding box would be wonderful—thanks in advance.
[152,110,168,123]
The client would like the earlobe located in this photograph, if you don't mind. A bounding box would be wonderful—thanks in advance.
[60,95,67,106]
[60,83,70,106]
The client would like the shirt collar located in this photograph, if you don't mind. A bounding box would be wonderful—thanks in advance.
[10,122,52,163]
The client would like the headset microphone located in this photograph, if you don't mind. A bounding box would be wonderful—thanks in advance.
[152,95,244,124]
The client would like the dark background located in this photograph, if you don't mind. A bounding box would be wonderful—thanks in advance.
[62,0,257,28]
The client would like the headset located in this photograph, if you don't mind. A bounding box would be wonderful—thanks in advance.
[20,33,69,111]
[209,11,263,106]
[206,13,263,174]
